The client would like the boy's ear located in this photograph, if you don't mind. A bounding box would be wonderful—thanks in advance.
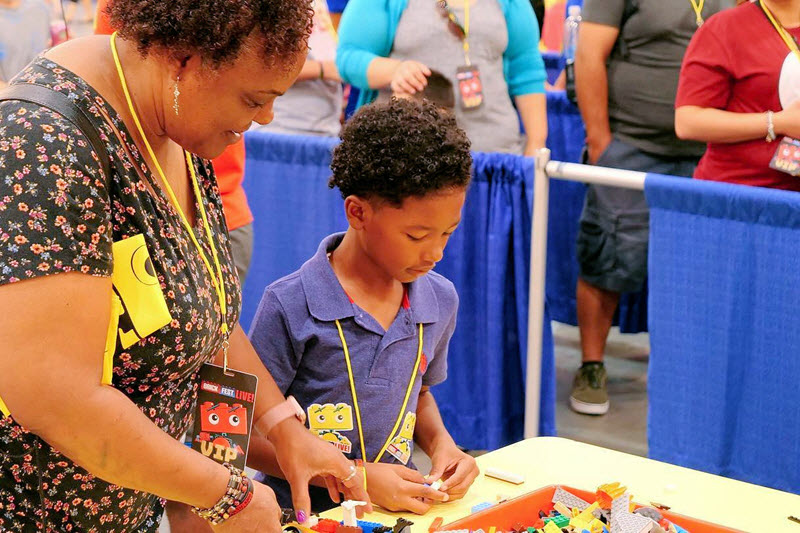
[343,195,371,229]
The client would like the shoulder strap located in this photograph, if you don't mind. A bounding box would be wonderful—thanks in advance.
[0,84,111,180]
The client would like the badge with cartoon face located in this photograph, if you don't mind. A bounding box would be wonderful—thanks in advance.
[307,402,354,454]
[191,364,257,470]
[386,412,416,465]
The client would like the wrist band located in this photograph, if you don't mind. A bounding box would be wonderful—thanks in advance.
[767,110,777,143]
[191,463,255,525]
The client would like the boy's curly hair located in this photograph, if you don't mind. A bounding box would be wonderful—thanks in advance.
[329,98,472,206]
[107,0,313,68]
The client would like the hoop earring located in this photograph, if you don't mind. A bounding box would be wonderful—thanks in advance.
[173,75,180,116]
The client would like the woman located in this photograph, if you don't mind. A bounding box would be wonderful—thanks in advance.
[0,1,369,531]
[675,0,800,191]
[336,0,548,155]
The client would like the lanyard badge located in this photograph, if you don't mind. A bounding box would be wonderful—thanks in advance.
[438,0,484,110]
[193,362,258,470]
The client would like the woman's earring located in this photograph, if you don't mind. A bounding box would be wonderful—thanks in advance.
[173,75,180,116]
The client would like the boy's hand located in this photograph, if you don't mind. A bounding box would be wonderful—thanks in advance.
[366,462,448,514]
[425,445,480,502]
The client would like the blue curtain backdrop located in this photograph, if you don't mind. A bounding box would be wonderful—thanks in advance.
[241,132,556,448]
[646,175,800,494]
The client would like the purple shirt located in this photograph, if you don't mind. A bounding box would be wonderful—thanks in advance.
[248,233,458,509]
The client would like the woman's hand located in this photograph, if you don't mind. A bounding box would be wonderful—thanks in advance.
[212,481,282,533]
[270,420,371,522]
[391,60,431,96]
[366,462,448,514]
[425,444,480,502]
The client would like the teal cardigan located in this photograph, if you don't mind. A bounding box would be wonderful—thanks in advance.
[336,0,546,109]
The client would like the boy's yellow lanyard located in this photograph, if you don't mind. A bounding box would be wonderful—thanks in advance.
[760,1,800,63]
[110,32,231,367]
[334,319,423,466]
[688,0,705,26]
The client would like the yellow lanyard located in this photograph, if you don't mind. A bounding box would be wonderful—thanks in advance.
[110,33,231,365]
[463,0,471,65]
[689,0,705,26]
[335,319,423,465]
[761,1,800,63]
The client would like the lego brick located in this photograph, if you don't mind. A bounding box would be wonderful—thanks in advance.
[471,502,494,514]
[553,486,591,511]
[335,526,362,533]
[357,521,386,533]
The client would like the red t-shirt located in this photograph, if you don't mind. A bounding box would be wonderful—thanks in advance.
[676,2,800,191]
[93,1,253,230]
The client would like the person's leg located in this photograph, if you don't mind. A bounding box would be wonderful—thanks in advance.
[571,138,652,415]
[576,277,620,363]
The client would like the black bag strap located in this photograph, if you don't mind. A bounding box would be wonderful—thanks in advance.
[0,83,111,180]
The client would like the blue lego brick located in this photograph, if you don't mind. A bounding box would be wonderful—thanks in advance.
[356,520,387,533]
[471,502,494,514]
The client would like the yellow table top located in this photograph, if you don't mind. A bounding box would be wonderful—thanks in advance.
[321,437,800,532]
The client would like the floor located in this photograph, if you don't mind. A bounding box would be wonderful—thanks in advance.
[553,322,650,457]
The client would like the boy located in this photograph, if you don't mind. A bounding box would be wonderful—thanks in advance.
[249,98,479,514]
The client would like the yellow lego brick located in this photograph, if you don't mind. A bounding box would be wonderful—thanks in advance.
[542,521,561,533]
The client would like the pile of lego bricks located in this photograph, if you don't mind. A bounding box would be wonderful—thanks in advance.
[281,509,413,533]
[436,484,691,533]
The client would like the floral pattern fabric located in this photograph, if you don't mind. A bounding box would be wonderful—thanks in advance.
[0,57,241,532]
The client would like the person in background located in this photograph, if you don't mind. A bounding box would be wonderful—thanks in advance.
[571,0,732,415]
[337,0,548,156]
[0,0,51,89]
[675,0,800,191]
[256,0,343,137]
[64,0,93,23]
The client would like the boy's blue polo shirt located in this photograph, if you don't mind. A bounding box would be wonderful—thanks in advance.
[249,233,458,509]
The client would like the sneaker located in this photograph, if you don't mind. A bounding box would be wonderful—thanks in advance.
[570,362,610,415]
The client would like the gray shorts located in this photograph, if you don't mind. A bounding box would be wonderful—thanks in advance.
[576,138,698,293]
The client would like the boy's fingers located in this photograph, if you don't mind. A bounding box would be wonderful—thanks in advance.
[440,460,476,492]
[397,466,427,484]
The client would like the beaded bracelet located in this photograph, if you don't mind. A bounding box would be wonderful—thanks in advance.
[191,463,255,525]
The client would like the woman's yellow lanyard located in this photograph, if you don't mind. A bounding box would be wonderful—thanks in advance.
[110,32,231,368]
[463,0,471,66]
[689,0,705,27]
[334,319,423,469]
[760,1,800,62]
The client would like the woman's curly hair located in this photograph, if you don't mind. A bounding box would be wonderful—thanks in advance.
[330,98,472,206]
[107,0,313,67]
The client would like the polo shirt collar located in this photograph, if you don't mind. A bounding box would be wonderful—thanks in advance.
[300,233,355,322]
[300,232,441,325]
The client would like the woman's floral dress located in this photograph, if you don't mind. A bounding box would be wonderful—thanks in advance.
[0,57,241,532]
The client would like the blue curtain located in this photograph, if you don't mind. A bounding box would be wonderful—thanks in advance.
[646,174,800,494]
[241,132,556,448]
[544,91,648,332]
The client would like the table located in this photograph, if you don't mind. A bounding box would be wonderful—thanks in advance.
[321,437,800,532]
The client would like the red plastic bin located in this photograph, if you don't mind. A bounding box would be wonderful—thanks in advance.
[443,485,743,532]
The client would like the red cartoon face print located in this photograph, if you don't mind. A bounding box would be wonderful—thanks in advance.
[199,402,248,435]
